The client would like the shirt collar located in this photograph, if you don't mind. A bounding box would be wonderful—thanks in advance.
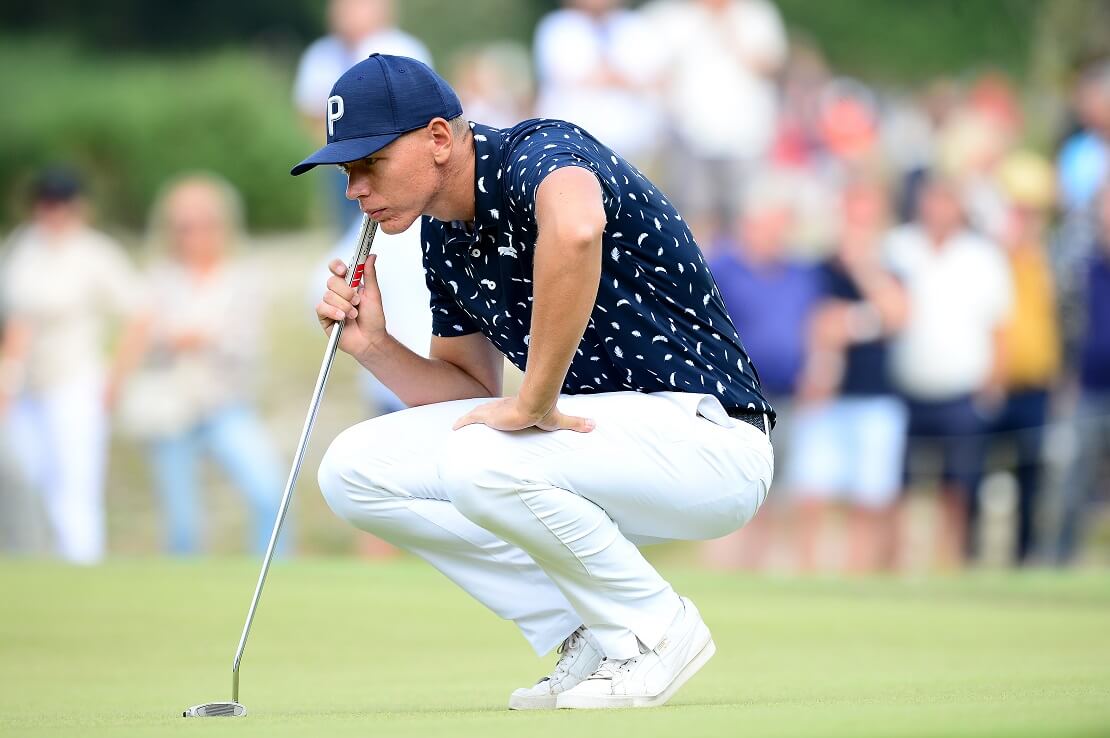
[470,122,504,233]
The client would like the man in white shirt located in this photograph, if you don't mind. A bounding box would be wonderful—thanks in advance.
[533,0,665,169]
[643,0,788,241]
[0,168,142,564]
[293,0,432,231]
[884,175,1013,566]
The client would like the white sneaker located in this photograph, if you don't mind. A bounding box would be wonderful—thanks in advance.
[555,597,714,709]
[508,626,603,710]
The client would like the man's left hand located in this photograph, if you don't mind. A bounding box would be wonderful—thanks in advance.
[453,396,595,433]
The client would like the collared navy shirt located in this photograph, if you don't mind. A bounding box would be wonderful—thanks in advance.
[420,119,774,421]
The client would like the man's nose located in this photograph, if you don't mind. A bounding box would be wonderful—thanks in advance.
[345,171,370,201]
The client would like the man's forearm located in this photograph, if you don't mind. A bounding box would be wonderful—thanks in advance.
[356,333,495,407]
[518,231,602,417]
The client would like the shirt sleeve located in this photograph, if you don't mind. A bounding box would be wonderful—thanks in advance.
[419,218,480,338]
[502,125,618,220]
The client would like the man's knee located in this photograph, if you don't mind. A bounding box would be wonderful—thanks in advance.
[317,423,401,524]
[317,427,361,521]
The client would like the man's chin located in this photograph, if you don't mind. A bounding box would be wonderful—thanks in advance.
[375,212,417,235]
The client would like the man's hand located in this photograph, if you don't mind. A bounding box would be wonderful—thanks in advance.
[315,254,389,360]
[453,396,595,433]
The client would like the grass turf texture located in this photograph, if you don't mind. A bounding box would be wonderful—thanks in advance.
[1,559,1108,737]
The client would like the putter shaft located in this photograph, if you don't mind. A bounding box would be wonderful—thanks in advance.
[231,215,378,703]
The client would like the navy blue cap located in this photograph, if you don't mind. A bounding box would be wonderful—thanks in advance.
[32,166,83,203]
[291,54,463,176]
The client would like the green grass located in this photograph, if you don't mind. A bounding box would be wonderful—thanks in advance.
[1,559,1109,737]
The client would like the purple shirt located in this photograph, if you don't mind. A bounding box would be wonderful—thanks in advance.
[708,249,823,396]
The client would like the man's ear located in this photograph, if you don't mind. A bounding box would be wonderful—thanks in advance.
[428,118,452,164]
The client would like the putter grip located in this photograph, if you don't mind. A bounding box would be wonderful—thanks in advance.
[345,216,378,292]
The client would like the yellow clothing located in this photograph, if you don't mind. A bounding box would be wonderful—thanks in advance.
[1002,245,1060,388]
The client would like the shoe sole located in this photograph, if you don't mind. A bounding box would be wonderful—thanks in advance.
[508,693,558,710]
[555,637,716,710]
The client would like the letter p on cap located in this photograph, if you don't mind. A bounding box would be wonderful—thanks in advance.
[327,95,345,137]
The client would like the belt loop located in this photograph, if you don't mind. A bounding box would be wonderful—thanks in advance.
[762,413,771,439]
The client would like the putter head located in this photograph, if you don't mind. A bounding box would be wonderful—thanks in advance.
[182,702,246,717]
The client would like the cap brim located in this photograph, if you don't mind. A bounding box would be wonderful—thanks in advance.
[290,132,402,176]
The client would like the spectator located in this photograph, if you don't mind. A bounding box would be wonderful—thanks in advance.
[711,177,823,403]
[533,0,664,169]
[1055,184,1110,564]
[0,167,142,564]
[885,175,1013,567]
[986,152,1061,565]
[703,175,822,568]
[293,0,431,232]
[883,79,962,224]
[452,42,533,130]
[1057,60,1110,214]
[117,174,285,555]
[770,40,831,171]
[644,0,788,242]
[790,178,909,573]
[937,73,1022,242]
[780,76,886,254]
[1053,60,1110,347]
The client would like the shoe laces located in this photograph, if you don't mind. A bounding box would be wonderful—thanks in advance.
[590,639,650,682]
[551,627,586,679]
[591,655,635,681]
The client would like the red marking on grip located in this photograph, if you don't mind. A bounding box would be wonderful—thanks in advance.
[351,263,366,288]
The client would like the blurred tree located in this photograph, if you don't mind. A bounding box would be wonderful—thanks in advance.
[0,0,550,61]
[773,0,1040,84]
[0,0,321,51]
[0,42,315,232]
[1027,0,1110,147]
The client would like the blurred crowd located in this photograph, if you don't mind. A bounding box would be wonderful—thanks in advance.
[1,0,1109,571]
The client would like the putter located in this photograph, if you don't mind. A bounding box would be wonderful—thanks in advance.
[183,215,379,718]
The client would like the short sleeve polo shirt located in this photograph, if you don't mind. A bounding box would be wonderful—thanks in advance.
[419,119,774,420]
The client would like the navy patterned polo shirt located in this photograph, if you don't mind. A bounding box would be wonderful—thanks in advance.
[419,119,774,421]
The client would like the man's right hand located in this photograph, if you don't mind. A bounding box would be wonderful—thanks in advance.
[315,254,388,360]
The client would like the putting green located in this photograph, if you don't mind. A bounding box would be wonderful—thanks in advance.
[1,559,1108,737]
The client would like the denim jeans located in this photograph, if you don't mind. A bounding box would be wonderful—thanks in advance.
[148,404,285,555]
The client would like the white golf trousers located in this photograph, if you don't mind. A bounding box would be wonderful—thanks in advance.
[317,390,774,659]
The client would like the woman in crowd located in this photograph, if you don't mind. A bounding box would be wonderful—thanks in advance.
[120,173,285,555]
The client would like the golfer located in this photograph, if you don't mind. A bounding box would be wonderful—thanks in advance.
[297,54,776,710]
